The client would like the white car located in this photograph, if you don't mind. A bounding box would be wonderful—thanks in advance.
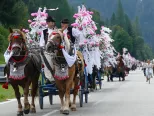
[0,64,6,83]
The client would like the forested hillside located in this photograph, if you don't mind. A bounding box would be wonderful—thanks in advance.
[68,0,154,54]
[0,0,153,61]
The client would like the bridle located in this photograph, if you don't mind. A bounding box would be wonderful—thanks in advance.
[46,31,67,65]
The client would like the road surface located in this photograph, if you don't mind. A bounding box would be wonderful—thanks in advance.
[0,69,154,116]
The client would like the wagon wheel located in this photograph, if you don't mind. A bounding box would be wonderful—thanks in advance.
[99,81,102,89]
[83,68,88,103]
[38,81,43,109]
[79,89,83,107]
[85,85,88,103]
[49,94,53,105]
[98,71,102,89]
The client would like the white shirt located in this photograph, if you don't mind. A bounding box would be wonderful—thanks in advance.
[63,27,81,42]
[39,28,55,47]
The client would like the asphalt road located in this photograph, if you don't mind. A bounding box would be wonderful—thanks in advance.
[0,69,154,116]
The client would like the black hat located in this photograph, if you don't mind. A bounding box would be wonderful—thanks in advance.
[46,16,55,22]
[61,19,69,24]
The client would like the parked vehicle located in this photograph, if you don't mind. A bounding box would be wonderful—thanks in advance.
[0,64,6,83]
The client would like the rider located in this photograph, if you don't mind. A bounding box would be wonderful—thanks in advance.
[145,60,153,82]
[142,61,146,76]
[39,16,57,47]
[60,18,81,54]
[39,16,57,84]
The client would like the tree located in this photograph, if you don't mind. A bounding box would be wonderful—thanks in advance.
[116,0,125,28]
[124,14,135,38]
[110,13,116,26]
[112,26,133,54]
[0,25,9,53]
[133,16,142,36]
[0,0,29,27]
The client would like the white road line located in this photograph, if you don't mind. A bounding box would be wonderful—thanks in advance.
[42,110,59,116]
[0,99,16,105]
[92,100,103,106]
[0,97,24,105]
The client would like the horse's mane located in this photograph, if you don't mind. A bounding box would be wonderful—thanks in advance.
[8,29,26,42]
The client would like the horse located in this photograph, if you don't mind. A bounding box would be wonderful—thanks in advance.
[108,55,125,81]
[103,66,113,82]
[4,29,42,116]
[45,30,84,115]
[116,55,125,81]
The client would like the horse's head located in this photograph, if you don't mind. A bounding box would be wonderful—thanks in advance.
[46,30,62,54]
[8,28,27,56]
[46,30,70,55]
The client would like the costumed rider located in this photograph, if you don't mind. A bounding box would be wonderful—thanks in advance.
[39,16,57,84]
[61,18,81,55]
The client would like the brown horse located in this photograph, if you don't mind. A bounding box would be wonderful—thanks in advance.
[4,29,41,116]
[104,66,113,82]
[46,30,84,115]
[116,55,125,81]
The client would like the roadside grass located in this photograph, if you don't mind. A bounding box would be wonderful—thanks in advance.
[0,75,41,102]
[0,53,42,102]
[0,84,23,102]
[0,53,5,64]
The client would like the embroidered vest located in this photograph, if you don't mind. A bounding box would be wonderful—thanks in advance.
[67,27,76,44]
[43,29,48,45]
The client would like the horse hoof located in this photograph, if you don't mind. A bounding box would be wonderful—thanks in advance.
[63,110,69,115]
[71,107,76,111]
[24,109,30,114]
[17,111,24,116]
[71,104,76,111]
[30,108,36,113]
[24,104,30,114]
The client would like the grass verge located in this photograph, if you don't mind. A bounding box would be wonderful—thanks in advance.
[0,53,5,64]
[0,84,23,102]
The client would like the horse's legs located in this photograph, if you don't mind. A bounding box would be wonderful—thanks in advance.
[23,80,31,114]
[63,81,72,114]
[71,77,79,111]
[122,73,125,81]
[119,72,121,81]
[119,76,121,81]
[107,74,110,82]
[30,75,39,113]
[92,72,96,90]
[110,74,113,82]
[59,91,65,113]
[11,84,23,116]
